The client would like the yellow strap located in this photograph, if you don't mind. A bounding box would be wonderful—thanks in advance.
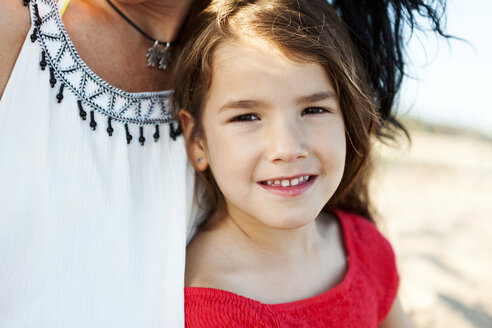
[60,0,72,16]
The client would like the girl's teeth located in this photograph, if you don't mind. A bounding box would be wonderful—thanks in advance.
[265,176,311,187]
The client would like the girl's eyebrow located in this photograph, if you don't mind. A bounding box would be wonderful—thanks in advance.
[218,100,266,112]
[296,91,337,104]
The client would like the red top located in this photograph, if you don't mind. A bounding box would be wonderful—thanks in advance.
[185,210,399,327]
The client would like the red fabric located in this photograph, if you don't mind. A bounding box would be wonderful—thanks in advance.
[185,210,399,327]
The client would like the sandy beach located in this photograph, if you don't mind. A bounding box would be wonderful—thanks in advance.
[372,126,492,328]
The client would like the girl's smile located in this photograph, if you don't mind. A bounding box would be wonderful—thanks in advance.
[258,175,317,197]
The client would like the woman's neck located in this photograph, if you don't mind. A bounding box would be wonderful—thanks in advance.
[110,0,194,42]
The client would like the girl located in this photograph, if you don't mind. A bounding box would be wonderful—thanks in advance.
[174,0,440,326]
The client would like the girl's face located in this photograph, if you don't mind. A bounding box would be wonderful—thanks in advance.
[184,39,346,230]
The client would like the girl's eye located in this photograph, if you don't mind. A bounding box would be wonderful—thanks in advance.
[302,107,330,115]
[230,113,259,122]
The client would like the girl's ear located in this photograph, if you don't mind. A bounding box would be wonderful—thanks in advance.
[179,109,208,171]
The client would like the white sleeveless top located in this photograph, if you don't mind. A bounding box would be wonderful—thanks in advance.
[0,0,195,326]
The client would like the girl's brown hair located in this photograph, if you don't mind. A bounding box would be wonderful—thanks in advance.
[173,0,381,225]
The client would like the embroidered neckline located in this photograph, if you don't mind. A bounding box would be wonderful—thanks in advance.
[26,0,181,144]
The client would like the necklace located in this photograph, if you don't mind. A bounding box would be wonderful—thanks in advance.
[105,0,176,70]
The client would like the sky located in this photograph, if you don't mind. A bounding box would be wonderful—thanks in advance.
[399,0,492,137]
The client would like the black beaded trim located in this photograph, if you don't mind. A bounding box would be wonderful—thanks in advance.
[27,0,182,144]
[30,27,38,42]
[107,118,114,136]
[139,127,146,146]
[77,100,87,120]
[90,111,97,130]
[49,66,56,87]
[40,50,47,70]
[153,125,160,142]
[169,122,182,141]
[56,83,65,102]
[125,124,133,144]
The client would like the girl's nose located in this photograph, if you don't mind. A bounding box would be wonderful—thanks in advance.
[265,120,308,163]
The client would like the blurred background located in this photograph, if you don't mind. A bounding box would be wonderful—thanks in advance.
[372,0,492,327]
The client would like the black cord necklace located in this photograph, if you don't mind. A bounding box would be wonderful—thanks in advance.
[105,0,176,70]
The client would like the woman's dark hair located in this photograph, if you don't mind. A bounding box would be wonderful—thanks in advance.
[330,0,449,140]
[327,0,450,218]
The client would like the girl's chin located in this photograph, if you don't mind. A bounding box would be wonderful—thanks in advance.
[256,215,318,231]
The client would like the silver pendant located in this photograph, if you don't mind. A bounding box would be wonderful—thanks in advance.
[146,41,171,70]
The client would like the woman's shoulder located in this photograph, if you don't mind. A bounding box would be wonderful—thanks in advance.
[0,0,30,37]
[0,0,31,97]
[0,0,30,53]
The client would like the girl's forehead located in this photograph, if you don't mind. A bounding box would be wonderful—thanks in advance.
[212,38,321,76]
[214,38,283,63]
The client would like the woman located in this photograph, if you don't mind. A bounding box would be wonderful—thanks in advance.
[0,0,208,326]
